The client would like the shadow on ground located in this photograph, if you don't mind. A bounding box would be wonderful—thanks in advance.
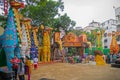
[40,78,55,80]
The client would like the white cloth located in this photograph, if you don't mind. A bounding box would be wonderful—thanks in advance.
[33,58,38,64]
[17,62,25,75]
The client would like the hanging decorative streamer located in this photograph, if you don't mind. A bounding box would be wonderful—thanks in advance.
[4,0,8,15]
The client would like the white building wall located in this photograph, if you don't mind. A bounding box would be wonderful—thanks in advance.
[115,7,120,30]
[115,7,120,47]
[89,21,100,28]
[101,19,117,48]
[83,21,100,33]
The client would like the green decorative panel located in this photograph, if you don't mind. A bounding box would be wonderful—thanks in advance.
[103,48,110,55]
[0,49,7,67]
[85,48,89,55]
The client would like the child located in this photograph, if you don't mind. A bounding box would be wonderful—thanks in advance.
[33,57,38,70]
[68,56,75,64]
[17,58,25,80]
[11,56,20,80]
[25,56,31,80]
[65,55,69,63]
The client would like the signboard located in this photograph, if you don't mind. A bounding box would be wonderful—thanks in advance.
[63,42,81,47]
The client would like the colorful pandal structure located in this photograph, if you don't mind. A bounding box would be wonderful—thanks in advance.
[53,32,65,61]
[110,32,119,54]
[32,27,39,47]
[96,31,103,51]
[54,32,62,51]
[40,25,52,62]
[62,32,88,56]
[30,27,39,60]
[21,18,31,58]
[21,16,39,61]
[0,0,24,71]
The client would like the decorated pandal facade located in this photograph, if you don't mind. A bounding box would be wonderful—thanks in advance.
[62,32,87,47]
[100,31,119,54]
[110,32,119,54]
[1,0,119,72]
[21,18,31,58]
[39,25,52,62]
[0,0,39,71]
[20,17,39,62]
[30,27,39,61]
[62,32,89,55]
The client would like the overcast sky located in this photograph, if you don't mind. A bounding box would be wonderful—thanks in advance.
[60,0,120,28]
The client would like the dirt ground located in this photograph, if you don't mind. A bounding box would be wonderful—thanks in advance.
[29,63,120,80]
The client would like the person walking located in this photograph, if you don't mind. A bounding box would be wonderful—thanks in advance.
[25,56,31,80]
[17,58,25,80]
[11,56,20,80]
[33,57,38,70]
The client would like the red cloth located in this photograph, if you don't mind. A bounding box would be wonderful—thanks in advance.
[34,64,38,69]
[11,58,20,69]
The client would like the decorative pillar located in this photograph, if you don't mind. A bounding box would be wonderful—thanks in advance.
[41,25,52,62]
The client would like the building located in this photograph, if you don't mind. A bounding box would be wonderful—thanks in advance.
[115,7,120,31]
[83,26,96,33]
[83,20,100,33]
[101,19,117,48]
[75,26,83,30]
[115,7,120,46]
[89,20,101,28]
[0,0,4,16]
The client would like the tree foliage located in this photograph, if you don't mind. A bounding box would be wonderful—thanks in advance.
[70,28,83,36]
[86,29,98,47]
[0,15,7,28]
[54,13,76,32]
[21,0,76,31]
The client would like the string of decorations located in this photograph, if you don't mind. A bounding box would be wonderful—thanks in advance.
[24,21,31,48]
[13,8,22,45]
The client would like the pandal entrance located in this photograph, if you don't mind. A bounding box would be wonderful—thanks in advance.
[62,32,89,56]
[52,32,89,62]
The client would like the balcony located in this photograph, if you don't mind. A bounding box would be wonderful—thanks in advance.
[116,20,120,26]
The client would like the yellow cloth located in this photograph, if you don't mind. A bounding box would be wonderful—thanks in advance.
[26,60,32,74]
[58,41,62,51]
[95,55,106,65]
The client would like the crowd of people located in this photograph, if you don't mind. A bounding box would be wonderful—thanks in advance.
[10,56,35,80]
[64,51,120,65]
[10,51,120,80]
[64,54,95,64]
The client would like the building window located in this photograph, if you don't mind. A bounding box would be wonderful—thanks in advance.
[118,44,120,48]
[104,33,107,37]
[108,20,109,24]
[106,26,108,29]
[104,39,107,42]
[104,46,108,48]
[117,35,120,41]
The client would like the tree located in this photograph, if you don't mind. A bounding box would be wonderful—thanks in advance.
[86,29,97,47]
[21,0,76,31]
[0,15,7,28]
[54,13,76,32]
[21,0,64,26]
[70,29,83,36]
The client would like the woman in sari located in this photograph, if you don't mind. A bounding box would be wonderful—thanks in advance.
[94,50,106,65]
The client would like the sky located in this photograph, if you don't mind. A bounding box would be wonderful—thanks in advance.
[60,0,120,28]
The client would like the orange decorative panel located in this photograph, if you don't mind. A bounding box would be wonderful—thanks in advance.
[63,42,81,47]
[62,32,82,47]
[54,32,60,42]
